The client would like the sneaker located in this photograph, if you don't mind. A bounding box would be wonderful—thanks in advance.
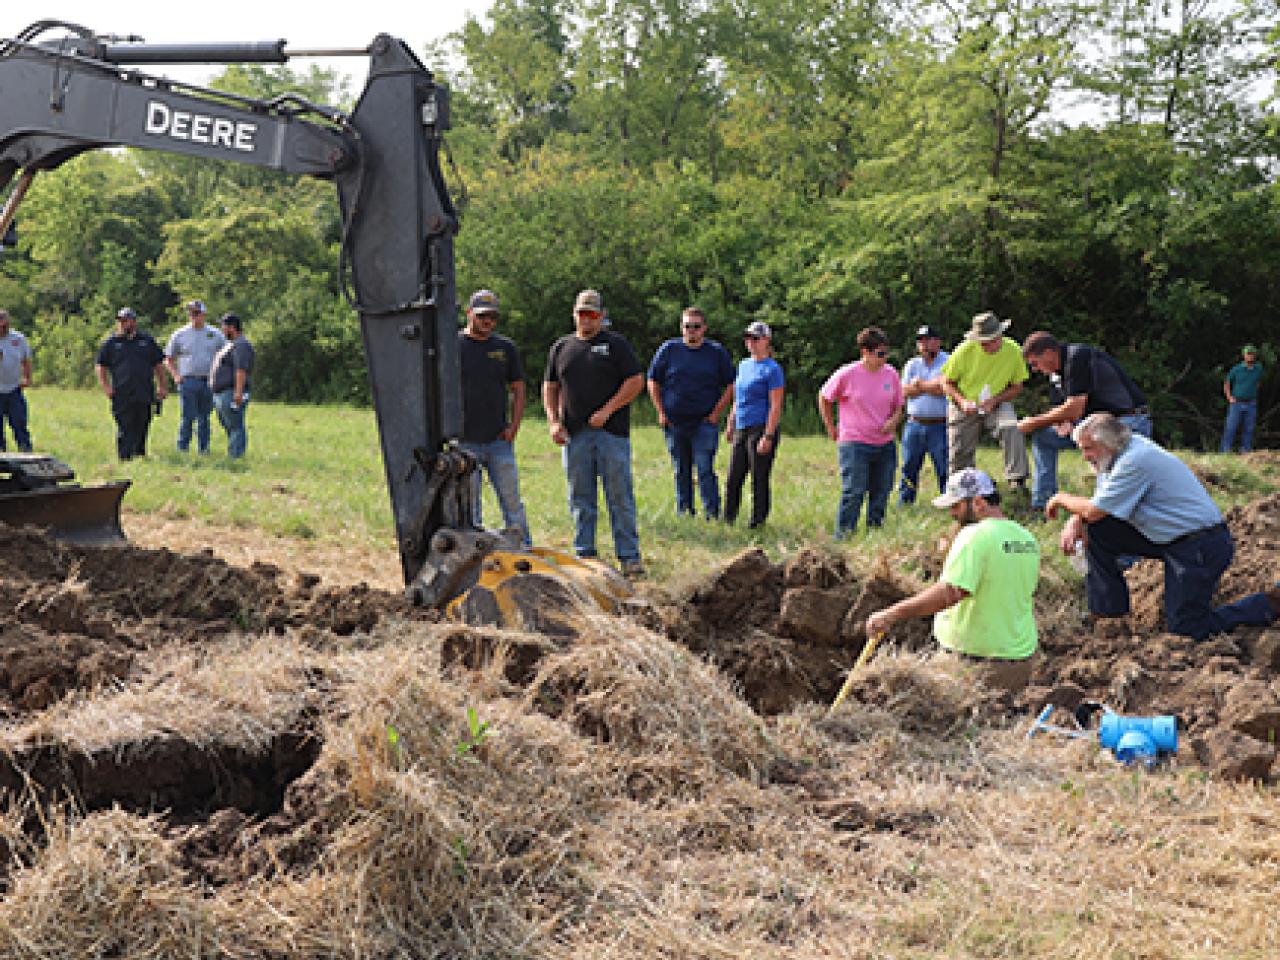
[620,559,647,580]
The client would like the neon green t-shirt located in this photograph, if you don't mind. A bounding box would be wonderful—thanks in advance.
[941,337,1029,401]
[934,517,1040,659]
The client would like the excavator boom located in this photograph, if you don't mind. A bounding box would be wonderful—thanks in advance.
[0,21,630,624]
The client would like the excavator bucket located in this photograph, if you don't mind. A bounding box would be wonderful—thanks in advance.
[0,455,130,546]
[447,546,635,635]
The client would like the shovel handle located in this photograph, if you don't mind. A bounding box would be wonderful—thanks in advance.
[828,630,886,715]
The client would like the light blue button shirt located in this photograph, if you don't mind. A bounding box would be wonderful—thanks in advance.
[1092,434,1222,543]
[901,351,949,419]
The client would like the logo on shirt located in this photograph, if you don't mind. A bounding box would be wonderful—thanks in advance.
[1002,540,1038,555]
[591,344,610,357]
[487,350,506,362]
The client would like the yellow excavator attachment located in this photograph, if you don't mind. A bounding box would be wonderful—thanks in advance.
[446,546,634,635]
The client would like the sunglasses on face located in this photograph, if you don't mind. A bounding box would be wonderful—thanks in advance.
[682,323,704,330]
[873,348,888,358]
[745,334,763,341]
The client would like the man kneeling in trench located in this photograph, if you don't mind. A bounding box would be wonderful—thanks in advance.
[866,467,1041,695]
[1045,412,1280,639]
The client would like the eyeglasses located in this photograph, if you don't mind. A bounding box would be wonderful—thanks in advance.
[474,312,499,321]
[682,323,704,330]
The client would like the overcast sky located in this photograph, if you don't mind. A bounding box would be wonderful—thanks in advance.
[3,3,489,88]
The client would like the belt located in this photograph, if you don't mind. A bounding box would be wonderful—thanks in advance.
[909,416,946,425]
[183,375,208,381]
[1168,522,1227,547]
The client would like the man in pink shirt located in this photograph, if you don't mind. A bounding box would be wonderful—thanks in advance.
[819,326,905,538]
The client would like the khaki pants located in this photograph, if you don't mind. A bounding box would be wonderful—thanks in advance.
[947,403,1029,482]
[938,649,1037,695]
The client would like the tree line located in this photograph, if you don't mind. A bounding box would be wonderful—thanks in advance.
[1,0,1276,446]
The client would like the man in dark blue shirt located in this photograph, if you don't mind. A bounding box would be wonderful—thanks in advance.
[94,307,168,460]
[646,306,735,519]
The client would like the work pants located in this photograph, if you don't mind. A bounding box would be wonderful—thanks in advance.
[563,429,640,563]
[898,418,947,504]
[1085,517,1276,640]
[111,397,153,460]
[663,420,721,518]
[177,376,215,453]
[724,424,777,528]
[213,389,249,458]
[461,438,531,547]
[0,387,32,452]
[1221,400,1257,453]
[947,403,1028,482]
[836,440,896,537]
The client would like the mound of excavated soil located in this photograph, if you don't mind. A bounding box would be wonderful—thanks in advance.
[0,523,427,719]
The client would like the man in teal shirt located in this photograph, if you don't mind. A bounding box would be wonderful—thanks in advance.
[1221,344,1263,453]
[867,467,1040,695]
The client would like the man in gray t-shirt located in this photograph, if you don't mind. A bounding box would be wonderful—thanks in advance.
[210,313,255,459]
[165,299,226,454]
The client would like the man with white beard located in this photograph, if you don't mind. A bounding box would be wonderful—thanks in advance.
[1045,412,1279,639]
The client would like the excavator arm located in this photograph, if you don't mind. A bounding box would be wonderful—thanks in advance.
[0,21,629,623]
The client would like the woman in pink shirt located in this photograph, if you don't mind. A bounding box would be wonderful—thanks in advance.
[818,326,905,537]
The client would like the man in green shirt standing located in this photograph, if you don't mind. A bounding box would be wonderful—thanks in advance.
[867,467,1041,695]
[1221,344,1263,453]
[941,311,1031,496]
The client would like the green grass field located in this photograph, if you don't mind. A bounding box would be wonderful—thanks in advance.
[23,387,1276,584]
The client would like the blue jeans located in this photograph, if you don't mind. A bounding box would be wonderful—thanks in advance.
[563,429,640,562]
[1031,411,1152,509]
[663,421,721,518]
[0,387,32,451]
[836,440,896,537]
[1085,517,1275,640]
[177,376,215,452]
[897,419,946,504]
[213,389,249,458]
[1221,400,1256,453]
[460,438,531,547]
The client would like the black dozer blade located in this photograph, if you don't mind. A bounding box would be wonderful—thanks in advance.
[0,454,129,545]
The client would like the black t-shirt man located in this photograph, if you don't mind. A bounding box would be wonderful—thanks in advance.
[543,331,642,437]
[95,331,165,402]
[1052,344,1145,415]
[459,332,524,443]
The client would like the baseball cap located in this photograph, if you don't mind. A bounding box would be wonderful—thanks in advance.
[186,299,206,314]
[116,307,137,320]
[469,289,500,313]
[916,324,941,339]
[1242,344,1258,356]
[932,467,996,508]
[574,289,604,314]
[744,320,772,339]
